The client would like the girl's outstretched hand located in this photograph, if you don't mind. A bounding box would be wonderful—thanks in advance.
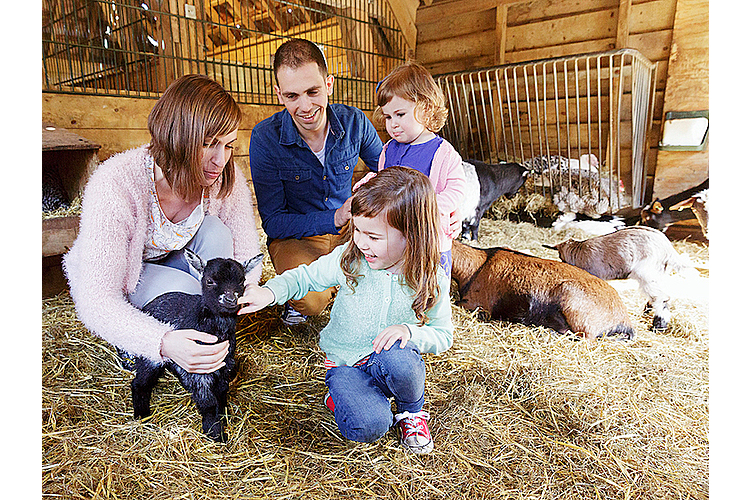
[372,324,411,353]
[238,284,275,315]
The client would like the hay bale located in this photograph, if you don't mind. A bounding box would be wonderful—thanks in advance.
[42,220,708,499]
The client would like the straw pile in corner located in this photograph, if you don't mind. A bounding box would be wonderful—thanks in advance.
[42,218,708,499]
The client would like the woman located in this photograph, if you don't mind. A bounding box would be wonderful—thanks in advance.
[64,74,262,374]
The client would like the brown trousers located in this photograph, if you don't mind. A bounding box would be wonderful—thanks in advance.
[267,232,346,316]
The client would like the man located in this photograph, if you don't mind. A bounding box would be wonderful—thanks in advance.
[249,38,383,325]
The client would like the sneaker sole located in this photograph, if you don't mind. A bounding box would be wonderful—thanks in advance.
[402,440,434,454]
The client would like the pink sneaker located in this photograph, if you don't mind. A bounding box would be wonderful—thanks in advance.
[395,411,434,454]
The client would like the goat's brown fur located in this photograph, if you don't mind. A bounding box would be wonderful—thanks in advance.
[451,240,633,341]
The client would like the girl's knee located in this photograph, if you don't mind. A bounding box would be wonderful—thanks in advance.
[374,342,425,379]
[337,405,393,443]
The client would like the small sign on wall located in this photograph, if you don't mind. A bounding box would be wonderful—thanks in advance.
[659,110,709,151]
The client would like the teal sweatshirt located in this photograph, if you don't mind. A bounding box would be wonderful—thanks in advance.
[262,244,454,366]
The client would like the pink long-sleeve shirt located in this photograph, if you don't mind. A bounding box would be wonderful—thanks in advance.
[63,145,262,363]
[378,138,466,252]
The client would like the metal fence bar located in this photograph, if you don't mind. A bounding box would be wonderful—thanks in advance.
[42,0,407,109]
[435,49,657,215]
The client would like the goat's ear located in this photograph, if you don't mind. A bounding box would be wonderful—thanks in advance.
[184,248,206,275]
[243,253,264,275]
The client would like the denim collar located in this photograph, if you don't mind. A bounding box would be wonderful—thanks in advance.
[279,105,345,148]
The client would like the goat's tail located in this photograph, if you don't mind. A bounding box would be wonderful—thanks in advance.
[665,247,699,278]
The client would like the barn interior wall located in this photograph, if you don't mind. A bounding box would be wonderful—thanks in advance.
[414,0,708,202]
[41,94,385,192]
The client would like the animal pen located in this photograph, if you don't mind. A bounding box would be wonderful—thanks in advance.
[42,0,409,110]
[436,49,658,215]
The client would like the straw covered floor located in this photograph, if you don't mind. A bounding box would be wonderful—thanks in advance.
[42,215,709,499]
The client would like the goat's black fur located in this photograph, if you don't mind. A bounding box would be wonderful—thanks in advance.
[130,250,263,442]
[461,159,529,241]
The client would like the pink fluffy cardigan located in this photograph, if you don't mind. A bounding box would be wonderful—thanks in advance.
[63,145,262,363]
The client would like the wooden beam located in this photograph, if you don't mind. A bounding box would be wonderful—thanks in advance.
[495,3,508,65]
[258,0,282,31]
[616,0,631,49]
[385,0,419,53]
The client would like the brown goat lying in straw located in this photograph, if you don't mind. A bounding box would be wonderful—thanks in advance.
[451,240,634,341]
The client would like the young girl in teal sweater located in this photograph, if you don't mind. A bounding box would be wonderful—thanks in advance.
[239,167,453,453]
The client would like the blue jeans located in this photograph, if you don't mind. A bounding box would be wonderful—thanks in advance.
[128,215,234,309]
[324,342,426,443]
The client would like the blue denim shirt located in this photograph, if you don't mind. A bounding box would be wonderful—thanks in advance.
[249,103,383,240]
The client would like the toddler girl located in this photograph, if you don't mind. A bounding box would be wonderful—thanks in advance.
[239,167,453,454]
[374,60,466,276]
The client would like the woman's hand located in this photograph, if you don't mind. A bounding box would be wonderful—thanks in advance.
[160,329,229,374]
[372,324,411,353]
[237,284,275,315]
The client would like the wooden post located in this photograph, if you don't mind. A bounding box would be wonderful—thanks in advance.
[616,0,631,49]
[495,3,508,65]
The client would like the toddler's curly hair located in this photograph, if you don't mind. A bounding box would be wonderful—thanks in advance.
[373,61,448,133]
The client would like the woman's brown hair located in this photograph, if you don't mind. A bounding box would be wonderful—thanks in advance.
[340,167,442,325]
[373,60,448,133]
[148,74,242,200]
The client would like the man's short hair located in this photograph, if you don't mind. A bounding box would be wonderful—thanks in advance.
[273,38,328,81]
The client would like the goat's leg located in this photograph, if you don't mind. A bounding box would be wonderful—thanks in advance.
[213,377,230,436]
[131,359,164,419]
[190,381,226,443]
[640,279,671,331]
[197,396,225,442]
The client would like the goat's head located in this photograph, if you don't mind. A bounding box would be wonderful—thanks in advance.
[185,249,264,315]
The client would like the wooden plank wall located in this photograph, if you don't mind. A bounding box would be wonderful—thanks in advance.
[652,0,708,199]
[41,93,282,178]
[41,93,386,197]
[415,0,702,200]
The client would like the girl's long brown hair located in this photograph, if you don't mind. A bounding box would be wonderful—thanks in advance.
[340,167,441,325]
[148,74,242,201]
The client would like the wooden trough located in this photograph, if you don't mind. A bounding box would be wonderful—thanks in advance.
[42,123,99,297]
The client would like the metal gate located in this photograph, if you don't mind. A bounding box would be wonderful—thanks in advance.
[436,49,657,215]
[42,0,408,110]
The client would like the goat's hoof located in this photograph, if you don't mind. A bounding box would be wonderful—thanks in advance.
[133,408,151,419]
[651,316,669,331]
[207,430,227,443]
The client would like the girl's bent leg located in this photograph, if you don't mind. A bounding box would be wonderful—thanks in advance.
[325,366,394,443]
[364,342,426,414]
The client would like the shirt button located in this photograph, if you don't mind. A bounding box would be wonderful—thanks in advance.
[295,175,300,180]
[345,165,350,170]
[323,175,327,180]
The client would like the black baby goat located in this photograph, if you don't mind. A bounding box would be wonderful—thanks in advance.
[130,249,263,442]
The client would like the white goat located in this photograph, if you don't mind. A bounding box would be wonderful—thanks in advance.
[548,226,695,331]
